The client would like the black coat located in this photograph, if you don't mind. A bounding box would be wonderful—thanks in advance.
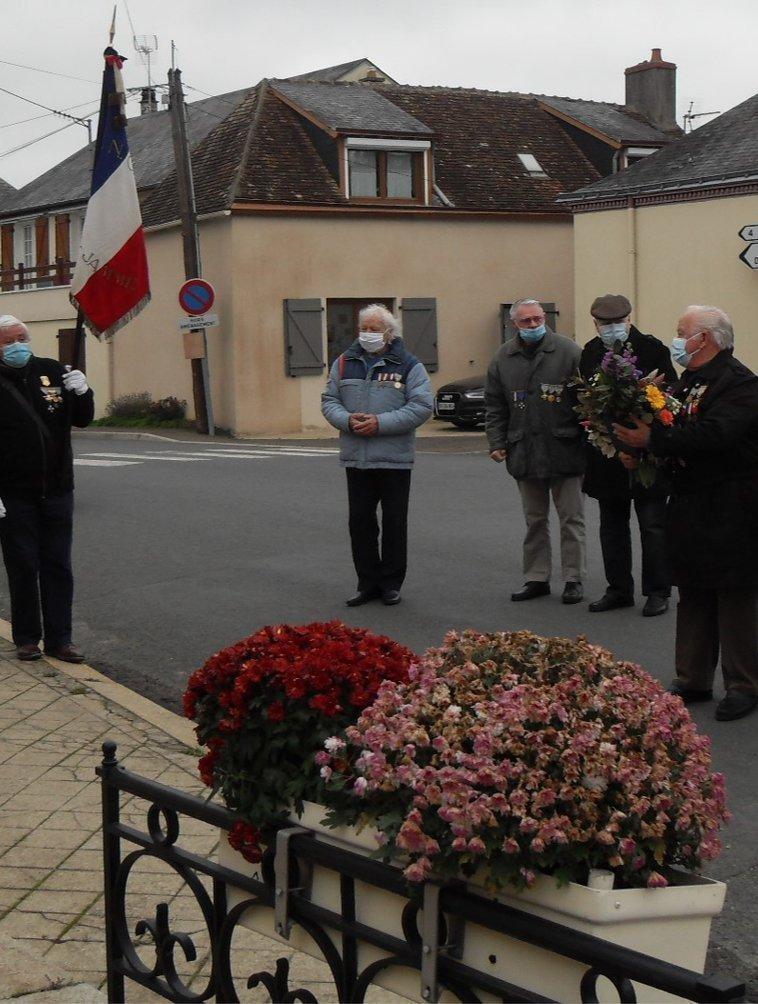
[579,326,676,500]
[648,350,758,590]
[0,356,94,498]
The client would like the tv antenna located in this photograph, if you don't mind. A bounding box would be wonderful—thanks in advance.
[133,34,158,90]
[683,101,720,133]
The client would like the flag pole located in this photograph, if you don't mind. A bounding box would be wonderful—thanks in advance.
[72,8,118,371]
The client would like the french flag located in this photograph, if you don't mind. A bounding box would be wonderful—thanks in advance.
[70,48,150,338]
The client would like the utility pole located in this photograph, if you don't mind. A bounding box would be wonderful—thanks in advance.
[167,64,214,435]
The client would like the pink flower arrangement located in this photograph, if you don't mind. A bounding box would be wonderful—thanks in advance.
[320,630,728,891]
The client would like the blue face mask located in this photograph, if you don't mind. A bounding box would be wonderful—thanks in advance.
[2,341,33,368]
[518,324,546,343]
[598,322,628,349]
[671,334,703,368]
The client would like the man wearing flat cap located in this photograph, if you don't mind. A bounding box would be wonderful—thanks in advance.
[579,294,676,616]
[0,314,94,663]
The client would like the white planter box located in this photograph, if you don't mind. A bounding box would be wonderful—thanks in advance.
[219,802,726,1003]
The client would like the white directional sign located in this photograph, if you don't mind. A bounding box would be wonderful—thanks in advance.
[739,243,758,270]
[178,313,219,331]
[738,225,758,241]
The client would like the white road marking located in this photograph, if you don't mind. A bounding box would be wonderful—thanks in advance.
[82,452,202,462]
[74,459,142,467]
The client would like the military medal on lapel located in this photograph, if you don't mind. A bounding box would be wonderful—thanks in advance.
[512,390,527,411]
[40,375,50,387]
[684,383,707,418]
[40,375,63,411]
[540,382,564,403]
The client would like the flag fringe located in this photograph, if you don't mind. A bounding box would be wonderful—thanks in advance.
[70,291,152,340]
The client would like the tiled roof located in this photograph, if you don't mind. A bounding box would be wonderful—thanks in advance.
[0,88,252,219]
[539,97,671,144]
[271,81,432,136]
[141,81,601,225]
[0,177,16,209]
[374,85,600,212]
[287,58,374,82]
[560,90,758,204]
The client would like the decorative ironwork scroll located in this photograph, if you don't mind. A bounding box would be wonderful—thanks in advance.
[98,741,745,1003]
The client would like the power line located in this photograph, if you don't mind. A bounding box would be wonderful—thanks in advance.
[0,98,101,130]
[0,119,81,158]
[0,57,97,84]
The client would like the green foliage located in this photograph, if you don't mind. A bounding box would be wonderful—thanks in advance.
[99,392,189,427]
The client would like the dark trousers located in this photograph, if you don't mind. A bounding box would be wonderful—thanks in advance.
[675,586,758,695]
[598,496,670,598]
[346,468,411,593]
[0,492,75,648]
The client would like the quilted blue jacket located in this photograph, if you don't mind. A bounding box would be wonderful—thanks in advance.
[321,337,433,468]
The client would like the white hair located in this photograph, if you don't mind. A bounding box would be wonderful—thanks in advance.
[509,299,544,321]
[0,314,28,335]
[358,303,400,338]
[686,305,734,349]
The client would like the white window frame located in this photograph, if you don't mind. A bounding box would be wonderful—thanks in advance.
[517,153,549,179]
[344,137,431,204]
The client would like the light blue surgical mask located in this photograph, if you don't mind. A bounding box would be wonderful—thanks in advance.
[518,324,546,343]
[2,340,33,368]
[598,322,628,349]
[671,334,703,368]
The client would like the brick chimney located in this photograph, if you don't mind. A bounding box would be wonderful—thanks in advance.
[140,86,158,115]
[625,48,679,133]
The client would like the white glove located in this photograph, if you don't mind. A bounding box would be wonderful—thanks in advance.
[63,366,89,396]
[0,498,5,519]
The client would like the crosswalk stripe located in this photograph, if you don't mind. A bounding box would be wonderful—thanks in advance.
[74,459,142,467]
[82,452,201,462]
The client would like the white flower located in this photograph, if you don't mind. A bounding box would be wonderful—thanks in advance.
[324,736,345,753]
[353,776,368,796]
[320,765,333,781]
[445,704,462,720]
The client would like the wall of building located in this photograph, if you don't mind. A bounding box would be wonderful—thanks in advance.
[573,194,758,364]
[110,216,236,430]
[229,212,575,435]
[0,284,109,417]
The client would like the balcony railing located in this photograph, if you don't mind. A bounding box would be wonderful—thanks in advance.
[0,257,75,292]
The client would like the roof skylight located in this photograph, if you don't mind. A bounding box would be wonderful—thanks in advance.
[518,153,549,178]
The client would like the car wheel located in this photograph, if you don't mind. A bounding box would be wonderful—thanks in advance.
[451,418,482,429]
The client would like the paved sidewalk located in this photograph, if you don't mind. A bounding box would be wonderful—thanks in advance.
[0,638,351,1002]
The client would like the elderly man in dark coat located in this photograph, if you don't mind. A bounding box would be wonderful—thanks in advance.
[580,294,676,617]
[615,304,758,721]
[486,298,585,604]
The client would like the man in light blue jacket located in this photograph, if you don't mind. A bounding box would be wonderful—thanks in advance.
[322,304,433,607]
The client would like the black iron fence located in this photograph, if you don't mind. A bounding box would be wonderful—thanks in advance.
[98,741,745,1003]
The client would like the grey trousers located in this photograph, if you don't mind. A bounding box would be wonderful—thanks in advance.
[516,476,586,584]
[674,586,758,695]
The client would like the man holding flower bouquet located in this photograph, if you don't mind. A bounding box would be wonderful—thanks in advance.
[579,294,676,617]
[614,305,758,722]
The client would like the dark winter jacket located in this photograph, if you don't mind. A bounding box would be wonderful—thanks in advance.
[485,329,584,481]
[0,356,94,498]
[579,326,676,500]
[648,349,758,589]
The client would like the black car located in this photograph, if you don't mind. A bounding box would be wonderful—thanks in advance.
[434,375,486,428]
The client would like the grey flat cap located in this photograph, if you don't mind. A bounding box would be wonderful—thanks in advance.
[590,293,632,321]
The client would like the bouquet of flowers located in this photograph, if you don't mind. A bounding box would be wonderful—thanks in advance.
[320,630,728,891]
[184,620,415,862]
[574,347,681,488]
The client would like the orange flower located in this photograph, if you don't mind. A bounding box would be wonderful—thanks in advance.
[659,409,674,426]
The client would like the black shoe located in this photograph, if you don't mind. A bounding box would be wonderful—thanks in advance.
[588,591,635,613]
[511,581,550,602]
[668,681,713,704]
[562,582,583,604]
[17,644,41,662]
[382,589,402,606]
[715,690,758,721]
[642,595,669,617]
[346,589,380,607]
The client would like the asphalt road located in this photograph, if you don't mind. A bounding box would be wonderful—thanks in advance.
[0,430,755,992]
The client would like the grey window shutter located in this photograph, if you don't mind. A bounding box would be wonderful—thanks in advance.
[283,299,325,376]
[501,301,559,342]
[399,298,438,372]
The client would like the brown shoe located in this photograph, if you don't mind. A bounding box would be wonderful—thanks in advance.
[17,644,41,661]
[44,644,85,664]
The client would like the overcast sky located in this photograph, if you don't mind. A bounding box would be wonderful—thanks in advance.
[1,0,756,189]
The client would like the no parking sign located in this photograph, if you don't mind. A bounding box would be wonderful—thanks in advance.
[179,278,216,316]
